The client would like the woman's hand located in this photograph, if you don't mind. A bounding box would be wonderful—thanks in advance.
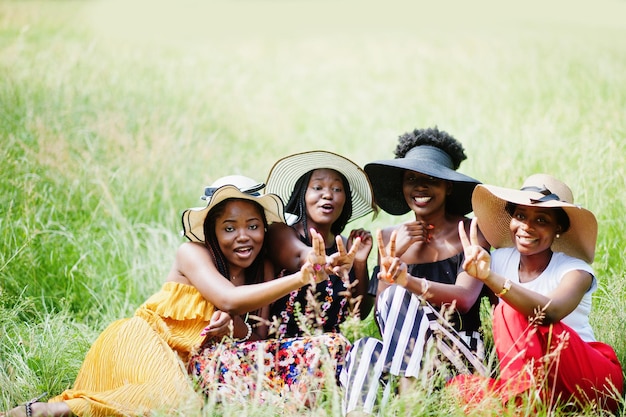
[301,228,330,285]
[348,228,372,263]
[327,234,361,284]
[391,221,434,258]
[377,229,408,287]
[199,310,232,349]
[459,218,491,280]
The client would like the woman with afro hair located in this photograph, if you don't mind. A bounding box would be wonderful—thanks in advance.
[340,127,495,415]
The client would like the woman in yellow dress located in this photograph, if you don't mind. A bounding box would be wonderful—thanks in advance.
[5,175,356,417]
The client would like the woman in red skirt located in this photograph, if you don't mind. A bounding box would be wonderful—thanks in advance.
[452,174,623,413]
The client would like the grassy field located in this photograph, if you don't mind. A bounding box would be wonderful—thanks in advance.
[1,0,625,415]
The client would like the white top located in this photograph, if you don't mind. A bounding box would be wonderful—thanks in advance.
[491,247,597,342]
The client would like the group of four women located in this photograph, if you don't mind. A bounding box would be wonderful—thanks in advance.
[4,127,623,416]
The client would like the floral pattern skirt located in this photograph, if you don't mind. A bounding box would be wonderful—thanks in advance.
[189,332,350,407]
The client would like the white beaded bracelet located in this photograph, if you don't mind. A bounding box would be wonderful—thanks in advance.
[237,321,252,342]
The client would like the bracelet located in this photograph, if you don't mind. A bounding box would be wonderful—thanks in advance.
[496,279,512,297]
[420,278,429,297]
[237,321,252,342]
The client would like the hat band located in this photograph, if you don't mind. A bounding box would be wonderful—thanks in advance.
[404,146,454,169]
[202,182,265,200]
[520,185,561,204]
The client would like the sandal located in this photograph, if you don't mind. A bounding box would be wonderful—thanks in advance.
[23,393,48,417]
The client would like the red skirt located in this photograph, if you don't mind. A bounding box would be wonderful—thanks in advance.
[449,302,623,413]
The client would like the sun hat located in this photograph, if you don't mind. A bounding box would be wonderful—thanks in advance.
[265,150,377,224]
[364,145,481,215]
[181,175,286,243]
[472,173,597,263]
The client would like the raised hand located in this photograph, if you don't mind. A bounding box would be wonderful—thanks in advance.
[459,218,491,280]
[302,228,330,285]
[391,221,434,258]
[327,234,361,284]
[348,228,373,263]
[377,229,408,286]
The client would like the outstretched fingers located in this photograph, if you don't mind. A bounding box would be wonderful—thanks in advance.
[376,229,387,259]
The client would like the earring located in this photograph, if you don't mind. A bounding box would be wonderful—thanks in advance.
[556,233,560,239]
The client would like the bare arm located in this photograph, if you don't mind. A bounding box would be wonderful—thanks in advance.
[376,226,485,313]
[172,233,327,316]
[266,222,311,273]
[459,218,592,323]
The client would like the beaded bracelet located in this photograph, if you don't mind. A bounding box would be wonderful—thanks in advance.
[237,321,253,342]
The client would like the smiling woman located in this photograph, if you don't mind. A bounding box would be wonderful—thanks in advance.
[450,174,623,413]
[264,150,378,338]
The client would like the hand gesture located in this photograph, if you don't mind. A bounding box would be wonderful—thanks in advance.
[301,228,329,285]
[391,221,434,258]
[348,228,373,263]
[327,234,361,284]
[199,310,232,349]
[377,229,408,286]
[459,218,491,280]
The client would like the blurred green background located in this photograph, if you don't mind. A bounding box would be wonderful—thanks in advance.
[1,0,625,414]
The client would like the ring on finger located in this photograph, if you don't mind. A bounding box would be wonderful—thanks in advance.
[313,264,323,272]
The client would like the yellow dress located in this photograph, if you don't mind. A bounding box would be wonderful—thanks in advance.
[50,281,214,417]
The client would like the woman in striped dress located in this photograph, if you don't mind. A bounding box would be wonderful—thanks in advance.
[340,128,494,415]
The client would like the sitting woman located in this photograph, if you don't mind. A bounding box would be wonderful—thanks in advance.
[187,176,359,407]
[264,150,377,337]
[452,174,624,413]
[340,128,494,416]
[4,175,355,417]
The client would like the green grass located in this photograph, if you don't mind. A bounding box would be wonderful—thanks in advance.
[1,0,625,415]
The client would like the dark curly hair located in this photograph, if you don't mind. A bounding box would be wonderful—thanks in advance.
[394,127,467,170]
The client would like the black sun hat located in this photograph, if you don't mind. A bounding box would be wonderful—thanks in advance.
[364,145,480,216]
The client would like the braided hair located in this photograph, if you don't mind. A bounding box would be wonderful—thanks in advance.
[285,169,353,245]
[203,198,269,285]
[395,127,467,170]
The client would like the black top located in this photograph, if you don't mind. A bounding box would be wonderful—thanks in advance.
[368,252,494,333]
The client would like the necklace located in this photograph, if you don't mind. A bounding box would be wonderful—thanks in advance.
[277,270,348,338]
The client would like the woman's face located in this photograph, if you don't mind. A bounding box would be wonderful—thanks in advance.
[509,205,561,256]
[402,170,451,216]
[215,200,265,270]
[304,168,347,227]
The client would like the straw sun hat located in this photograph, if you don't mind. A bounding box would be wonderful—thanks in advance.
[181,175,285,243]
[472,173,597,263]
[265,150,377,224]
[364,145,481,216]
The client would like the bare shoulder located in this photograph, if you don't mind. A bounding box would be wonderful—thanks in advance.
[378,225,401,245]
[266,223,309,272]
[177,241,207,254]
[267,222,299,243]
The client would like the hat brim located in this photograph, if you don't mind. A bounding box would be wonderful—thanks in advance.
[472,184,597,263]
[364,160,480,216]
[265,150,376,223]
[182,185,285,243]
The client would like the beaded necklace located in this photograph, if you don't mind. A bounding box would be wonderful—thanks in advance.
[277,272,349,338]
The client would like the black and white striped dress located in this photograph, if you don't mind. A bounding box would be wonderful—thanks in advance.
[340,253,491,415]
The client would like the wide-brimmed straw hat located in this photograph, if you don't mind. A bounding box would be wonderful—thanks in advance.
[472,173,597,263]
[364,145,480,215]
[265,150,376,223]
[182,175,285,243]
